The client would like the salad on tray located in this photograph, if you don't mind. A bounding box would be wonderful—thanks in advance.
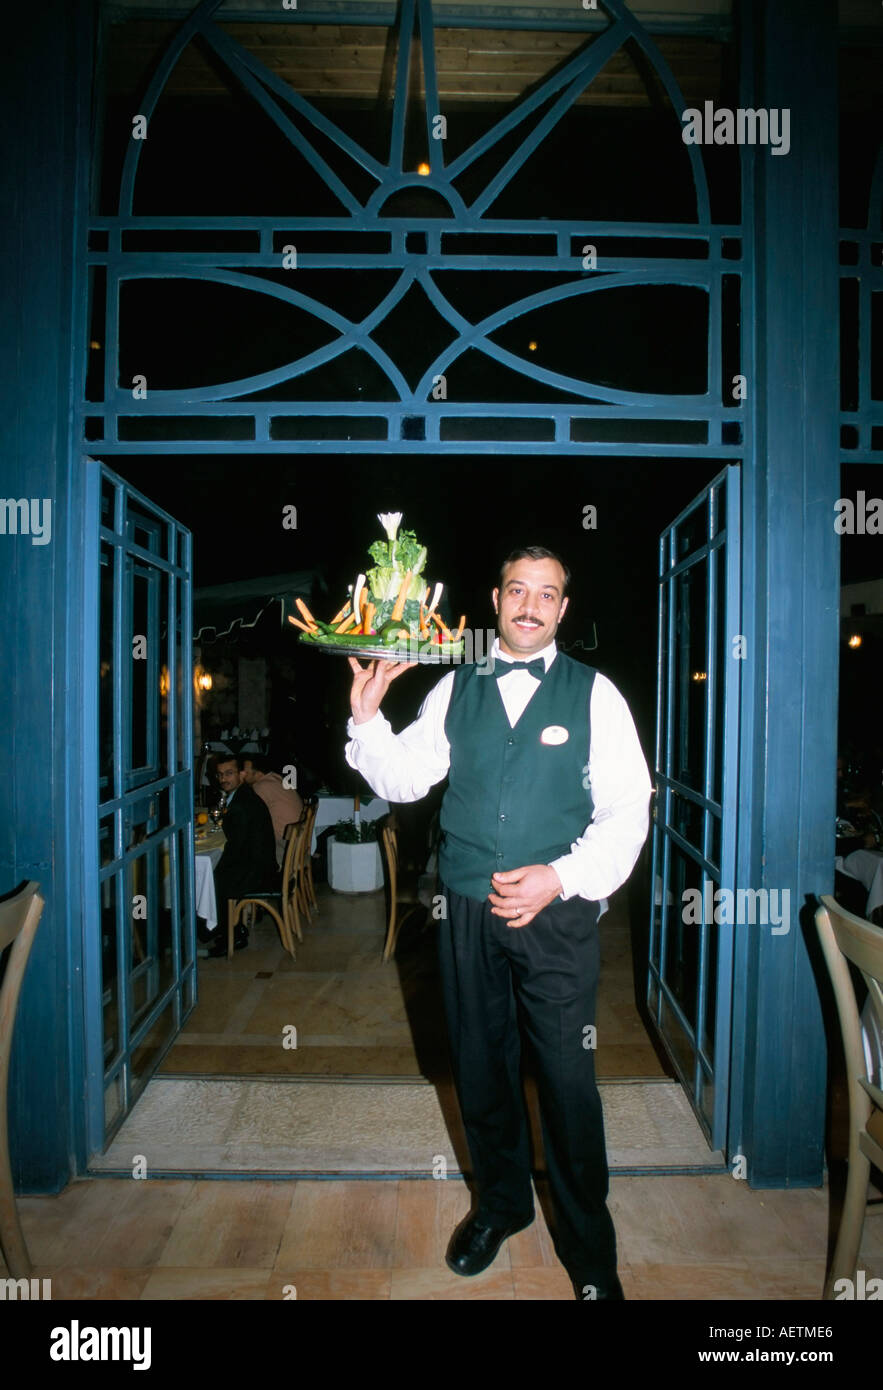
[289,512,466,661]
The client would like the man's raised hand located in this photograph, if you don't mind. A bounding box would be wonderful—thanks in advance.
[348,656,415,724]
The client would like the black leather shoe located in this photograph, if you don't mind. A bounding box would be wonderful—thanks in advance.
[572,1273,625,1301]
[445,1212,533,1277]
[207,927,248,958]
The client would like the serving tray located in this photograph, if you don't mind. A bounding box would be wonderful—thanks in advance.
[300,635,464,664]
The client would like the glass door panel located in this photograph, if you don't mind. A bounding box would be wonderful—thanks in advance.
[647,466,740,1149]
[88,462,196,1150]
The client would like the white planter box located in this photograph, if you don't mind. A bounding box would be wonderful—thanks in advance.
[328,836,384,893]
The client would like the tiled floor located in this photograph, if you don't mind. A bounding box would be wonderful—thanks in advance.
[7,1173,882,1300]
[159,883,668,1081]
[30,874,878,1302]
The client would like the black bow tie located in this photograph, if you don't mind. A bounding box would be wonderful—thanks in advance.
[496,658,545,680]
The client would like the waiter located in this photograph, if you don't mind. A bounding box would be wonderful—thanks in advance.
[345,547,651,1299]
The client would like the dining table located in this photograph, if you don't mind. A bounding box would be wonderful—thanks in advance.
[193,823,226,931]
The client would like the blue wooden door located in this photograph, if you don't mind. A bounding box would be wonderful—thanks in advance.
[647,466,740,1151]
[83,461,196,1152]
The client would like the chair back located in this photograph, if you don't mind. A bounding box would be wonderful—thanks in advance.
[816,894,883,1110]
[281,818,305,899]
[0,883,45,1064]
[302,794,318,848]
[378,817,425,963]
[0,881,45,1277]
[292,815,310,878]
[815,894,883,1296]
[381,822,399,902]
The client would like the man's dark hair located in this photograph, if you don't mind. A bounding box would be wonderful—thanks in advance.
[498,547,571,596]
[243,752,270,773]
[216,753,251,772]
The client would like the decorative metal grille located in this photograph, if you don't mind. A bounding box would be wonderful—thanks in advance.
[84,0,748,455]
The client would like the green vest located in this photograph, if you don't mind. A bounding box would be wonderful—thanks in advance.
[438,652,595,900]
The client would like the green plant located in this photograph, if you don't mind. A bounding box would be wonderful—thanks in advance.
[333,818,379,844]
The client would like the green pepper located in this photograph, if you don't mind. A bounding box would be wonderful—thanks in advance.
[377,620,411,646]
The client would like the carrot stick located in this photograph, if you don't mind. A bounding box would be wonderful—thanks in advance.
[330,600,350,625]
[431,611,453,640]
[390,571,412,623]
[363,602,375,634]
[455,615,466,638]
[296,597,319,630]
[335,612,357,633]
[287,615,313,633]
[419,604,429,638]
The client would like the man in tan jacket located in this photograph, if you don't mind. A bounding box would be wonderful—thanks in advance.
[241,754,304,865]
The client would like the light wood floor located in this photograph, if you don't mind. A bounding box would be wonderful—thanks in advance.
[8,1172,882,1300]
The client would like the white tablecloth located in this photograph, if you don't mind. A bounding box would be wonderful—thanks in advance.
[312,796,390,854]
[162,842,223,932]
[194,846,224,932]
[836,848,883,918]
[162,839,223,928]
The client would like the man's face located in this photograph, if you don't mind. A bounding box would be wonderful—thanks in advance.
[492,557,569,658]
[216,760,244,793]
[240,760,258,786]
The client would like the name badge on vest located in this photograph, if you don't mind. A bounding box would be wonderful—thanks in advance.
[540,725,569,746]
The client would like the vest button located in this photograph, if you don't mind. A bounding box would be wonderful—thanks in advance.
[507,738,515,746]
[499,813,506,821]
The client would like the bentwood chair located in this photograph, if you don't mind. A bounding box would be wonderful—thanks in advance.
[379,819,424,963]
[815,894,883,1298]
[286,805,312,922]
[281,817,308,945]
[225,820,305,961]
[0,882,45,1277]
[297,796,319,916]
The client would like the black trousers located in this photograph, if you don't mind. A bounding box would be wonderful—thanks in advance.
[437,883,617,1286]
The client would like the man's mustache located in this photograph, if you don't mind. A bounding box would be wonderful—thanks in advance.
[513,615,544,625]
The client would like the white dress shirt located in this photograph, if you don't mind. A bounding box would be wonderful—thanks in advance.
[345,638,652,905]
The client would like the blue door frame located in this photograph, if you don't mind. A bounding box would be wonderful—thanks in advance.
[649,466,740,1152]
[81,461,196,1154]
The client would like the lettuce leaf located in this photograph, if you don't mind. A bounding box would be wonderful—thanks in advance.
[366,526,428,614]
[367,528,426,577]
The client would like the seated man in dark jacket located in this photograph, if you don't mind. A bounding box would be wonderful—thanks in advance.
[210,754,280,955]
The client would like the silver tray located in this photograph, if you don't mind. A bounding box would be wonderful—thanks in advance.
[300,636,463,664]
